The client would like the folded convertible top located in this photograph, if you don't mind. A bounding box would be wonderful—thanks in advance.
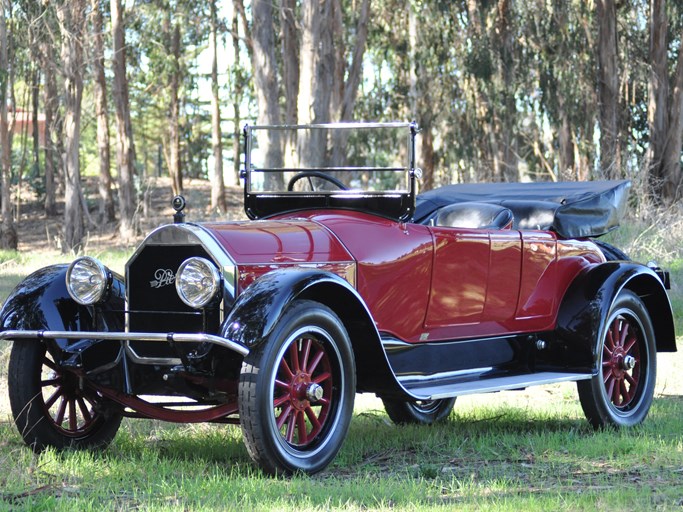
[414,180,631,238]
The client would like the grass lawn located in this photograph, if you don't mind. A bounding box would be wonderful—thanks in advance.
[0,236,682,510]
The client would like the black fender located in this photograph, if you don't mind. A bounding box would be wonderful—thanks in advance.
[222,268,408,396]
[0,264,125,363]
[554,262,675,373]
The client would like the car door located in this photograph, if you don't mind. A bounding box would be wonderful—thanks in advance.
[425,226,523,338]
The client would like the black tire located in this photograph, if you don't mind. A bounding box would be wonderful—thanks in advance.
[8,340,122,452]
[577,290,656,428]
[382,397,456,425]
[238,300,356,475]
[593,239,630,261]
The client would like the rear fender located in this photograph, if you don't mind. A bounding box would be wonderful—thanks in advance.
[0,264,126,364]
[222,268,406,395]
[554,262,675,373]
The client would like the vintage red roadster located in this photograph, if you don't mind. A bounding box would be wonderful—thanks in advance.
[0,122,676,475]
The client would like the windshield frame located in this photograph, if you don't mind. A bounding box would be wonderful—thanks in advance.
[241,122,420,221]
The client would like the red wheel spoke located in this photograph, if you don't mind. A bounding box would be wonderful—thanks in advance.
[296,411,308,444]
[618,321,629,348]
[279,358,294,380]
[623,336,638,354]
[301,338,312,373]
[285,410,297,443]
[77,397,92,423]
[602,367,611,384]
[44,387,63,409]
[54,397,67,425]
[611,378,622,405]
[605,326,615,351]
[304,406,322,431]
[289,342,301,373]
[625,372,636,386]
[276,404,294,430]
[313,371,332,385]
[273,394,290,408]
[308,349,325,375]
[318,397,330,406]
[274,378,289,390]
[605,375,615,400]
[68,399,77,431]
[612,320,621,348]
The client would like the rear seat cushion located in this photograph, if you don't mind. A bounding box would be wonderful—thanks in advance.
[434,202,514,230]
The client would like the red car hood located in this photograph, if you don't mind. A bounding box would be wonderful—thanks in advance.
[200,218,353,265]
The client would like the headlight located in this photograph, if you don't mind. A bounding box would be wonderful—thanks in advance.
[66,256,110,305]
[176,257,221,308]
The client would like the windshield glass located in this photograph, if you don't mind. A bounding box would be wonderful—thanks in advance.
[245,123,415,194]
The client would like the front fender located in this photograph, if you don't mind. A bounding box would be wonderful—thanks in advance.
[222,269,365,347]
[222,268,408,396]
[0,264,125,351]
[555,262,675,373]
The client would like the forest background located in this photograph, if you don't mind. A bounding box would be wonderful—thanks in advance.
[0,0,682,253]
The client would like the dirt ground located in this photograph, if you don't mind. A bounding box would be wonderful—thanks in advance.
[13,177,248,253]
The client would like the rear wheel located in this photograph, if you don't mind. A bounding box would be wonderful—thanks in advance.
[8,340,122,451]
[577,290,656,428]
[238,300,355,475]
[382,397,456,425]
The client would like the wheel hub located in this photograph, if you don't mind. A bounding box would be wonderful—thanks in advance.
[622,354,636,371]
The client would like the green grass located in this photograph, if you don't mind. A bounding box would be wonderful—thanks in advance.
[0,388,682,510]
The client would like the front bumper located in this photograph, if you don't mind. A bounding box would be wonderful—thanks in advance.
[0,330,250,357]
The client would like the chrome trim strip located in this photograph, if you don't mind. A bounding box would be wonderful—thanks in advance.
[249,121,413,130]
[400,371,592,400]
[0,330,249,357]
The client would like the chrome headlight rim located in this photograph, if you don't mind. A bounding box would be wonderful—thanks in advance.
[65,256,111,306]
[175,257,222,309]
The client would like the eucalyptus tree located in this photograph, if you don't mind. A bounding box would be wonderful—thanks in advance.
[0,0,17,249]
[90,0,115,223]
[55,0,88,253]
[111,0,137,241]
[646,0,683,203]
[209,0,226,212]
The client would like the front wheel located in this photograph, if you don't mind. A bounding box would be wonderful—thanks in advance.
[8,340,123,451]
[382,397,456,425]
[577,290,656,428]
[238,300,356,475]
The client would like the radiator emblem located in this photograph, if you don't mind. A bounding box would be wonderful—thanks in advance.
[150,269,175,289]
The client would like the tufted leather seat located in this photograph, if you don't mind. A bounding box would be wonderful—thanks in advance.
[434,202,514,230]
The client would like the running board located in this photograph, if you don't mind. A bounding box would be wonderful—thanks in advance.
[400,371,592,400]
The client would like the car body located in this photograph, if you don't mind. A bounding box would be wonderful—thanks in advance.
[0,122,676,475]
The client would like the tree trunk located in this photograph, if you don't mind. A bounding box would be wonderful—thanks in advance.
[91,0,115,223]
[280,0,298,168]
[596,0,621,178]
[168,18,183,197]
[209,0,226,212]
[330,0,370,167]
[0,0,17,249]
[661,27,683,202]
[42,41,58,216]
[31,69,40,180]
[297,0,334,168]
[495,0,518,182]
[56,0,86,253]
[250,0,283,184]
[111,0,136,241]
[231,7,242,186]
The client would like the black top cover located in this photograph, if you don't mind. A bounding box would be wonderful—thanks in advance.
[414,180,631,238]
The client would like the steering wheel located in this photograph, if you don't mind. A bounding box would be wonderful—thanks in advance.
[287,171,348,191]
